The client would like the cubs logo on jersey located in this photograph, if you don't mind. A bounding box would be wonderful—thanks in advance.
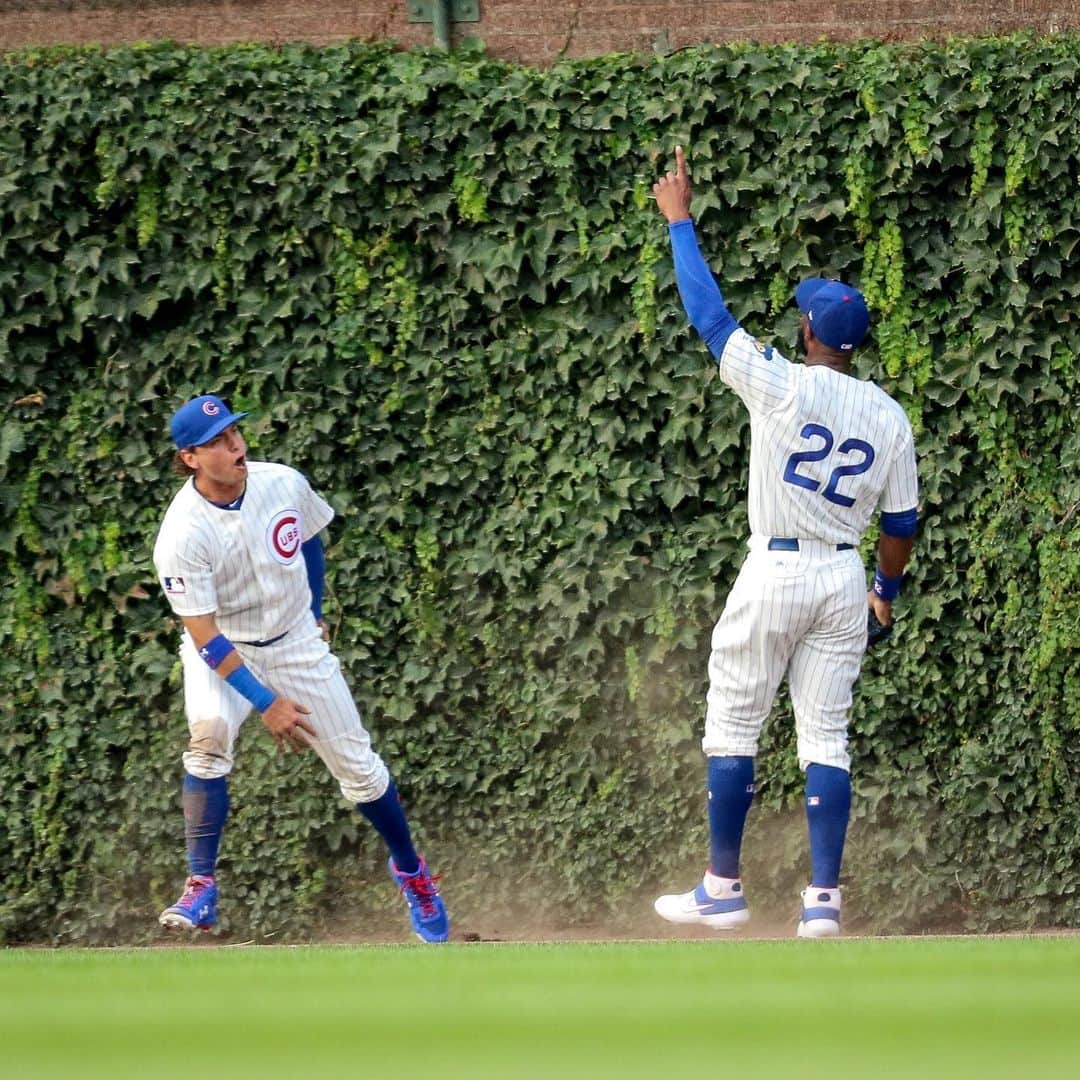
[266,509,302,565]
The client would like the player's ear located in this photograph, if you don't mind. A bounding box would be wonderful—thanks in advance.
[178,447,200,471]
[801,314,815,342]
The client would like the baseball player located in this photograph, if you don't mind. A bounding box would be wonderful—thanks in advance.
[650,148,918,937]
[152,394,449,942]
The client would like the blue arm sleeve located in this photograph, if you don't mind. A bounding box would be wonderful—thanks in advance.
[880,508,919,538]
[301,534,325,620]
[668,219,740,359]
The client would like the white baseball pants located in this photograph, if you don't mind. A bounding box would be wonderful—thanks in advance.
[179,612,390,803]
[703,536,868,771]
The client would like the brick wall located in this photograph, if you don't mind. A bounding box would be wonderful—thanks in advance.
[1,1,1077,60]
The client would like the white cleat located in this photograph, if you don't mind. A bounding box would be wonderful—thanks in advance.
[797,886,841,938]
[654,874,750,930]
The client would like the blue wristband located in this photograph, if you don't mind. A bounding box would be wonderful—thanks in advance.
[873,568,904,602]
[224,664,278,713]
[198,633,236,670]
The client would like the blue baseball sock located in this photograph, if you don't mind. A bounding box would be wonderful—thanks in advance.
[707,755,755,879]
[182,773,229,878]
[357,779,420,876]
[805,763,851,888]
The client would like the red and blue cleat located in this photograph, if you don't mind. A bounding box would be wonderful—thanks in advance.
[388,857,449,943]
[159,874,218,931]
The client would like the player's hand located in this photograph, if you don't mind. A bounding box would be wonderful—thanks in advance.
[260,697,316,753]
[866,592,894,650]
[652,145,693,224]
[868,591,893,627]
[316,618,330,643]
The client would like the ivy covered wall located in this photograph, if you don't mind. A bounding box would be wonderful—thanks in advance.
[1,36,1078,943]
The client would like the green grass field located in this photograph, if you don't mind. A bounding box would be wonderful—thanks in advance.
[4,937,1080,1078]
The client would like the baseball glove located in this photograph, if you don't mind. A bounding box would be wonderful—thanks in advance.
[867,609,893,650]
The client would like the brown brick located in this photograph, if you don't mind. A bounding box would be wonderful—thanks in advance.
[1,0,1077,59]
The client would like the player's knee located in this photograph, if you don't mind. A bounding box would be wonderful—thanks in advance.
[797,752,850,773]
[702,718,761,759]
[186,716,231,763]
[338,758,390,804]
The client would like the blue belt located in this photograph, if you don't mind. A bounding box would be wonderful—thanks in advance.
[237,629,290,647]
[768,537,854,552]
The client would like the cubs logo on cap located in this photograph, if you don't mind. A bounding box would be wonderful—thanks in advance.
[170,394,249,449]
[795,278,870,351]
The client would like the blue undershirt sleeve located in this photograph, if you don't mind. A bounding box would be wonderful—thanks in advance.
[668,219,740,360]
[880,507,919,538]
[301,534,325,620]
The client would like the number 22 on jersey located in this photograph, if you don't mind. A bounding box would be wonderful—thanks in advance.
[783,423,876,508]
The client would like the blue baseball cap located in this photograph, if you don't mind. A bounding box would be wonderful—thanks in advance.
[795,278,870,351]
[170,395,248,449]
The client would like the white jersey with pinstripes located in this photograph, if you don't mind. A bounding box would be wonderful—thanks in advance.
[700,326,919,771]
[153,461,390,803]
[719,328,919,543]
[152,462,334,642]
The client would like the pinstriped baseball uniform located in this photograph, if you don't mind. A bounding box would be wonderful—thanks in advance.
[153,462,389,802]
[703,328,919,770]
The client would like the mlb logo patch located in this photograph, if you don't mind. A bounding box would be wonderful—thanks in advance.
[807,795,821,806]
[163,576,186,595]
